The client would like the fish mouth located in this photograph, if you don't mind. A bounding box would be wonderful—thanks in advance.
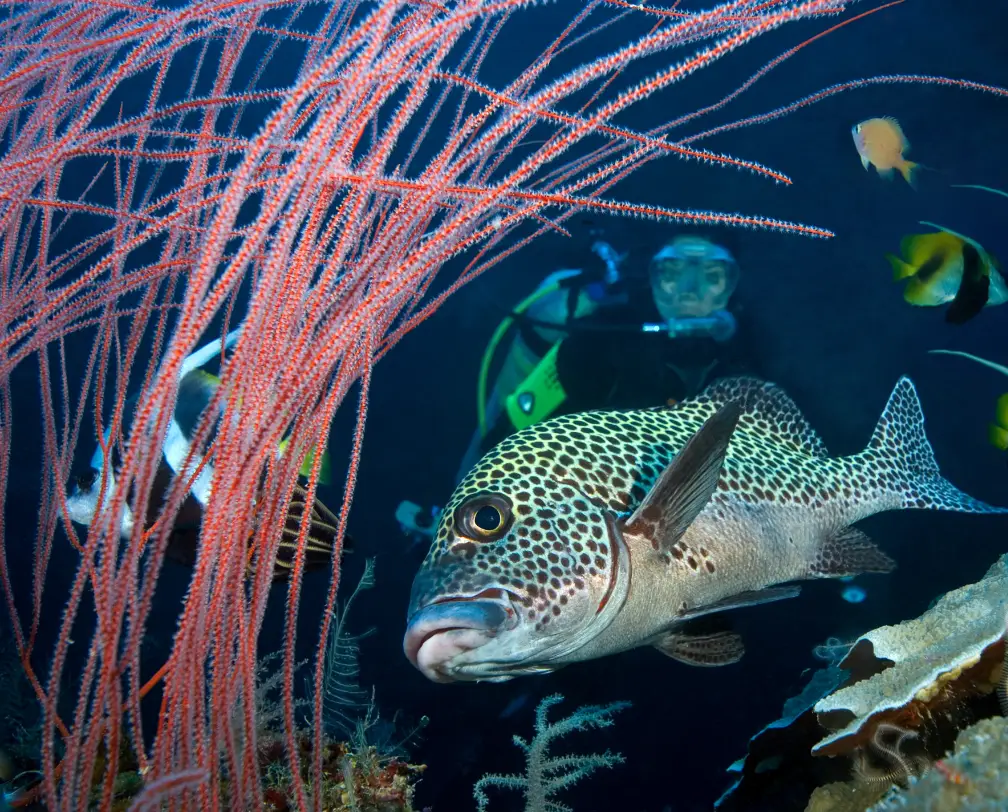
[403,588,519,683]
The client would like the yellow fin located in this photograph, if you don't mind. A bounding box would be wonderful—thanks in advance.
[301,448,332,485]
[194,369,221,386]
[886,252,916,281]
[996,393,1008,428]
[919,221,986,261]
[278,438,333,486]
[899,160,919,189]
[988,422,1008,451]
[903,279,945,306]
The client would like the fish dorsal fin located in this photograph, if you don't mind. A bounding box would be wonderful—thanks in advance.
[695,376,829,458]
[653,630,744,667]
[919,221,983,255]
[622,403,740,552]
[883,116,907,148]
[175,369,221,440]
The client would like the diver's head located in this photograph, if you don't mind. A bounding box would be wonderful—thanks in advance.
[648,235,740,319]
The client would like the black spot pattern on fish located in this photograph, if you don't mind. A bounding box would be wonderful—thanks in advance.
[411,376,1003,623]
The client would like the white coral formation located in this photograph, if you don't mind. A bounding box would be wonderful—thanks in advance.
[813,555,1008,755]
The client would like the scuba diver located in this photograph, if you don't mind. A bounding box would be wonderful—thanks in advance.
[396,232,754,541]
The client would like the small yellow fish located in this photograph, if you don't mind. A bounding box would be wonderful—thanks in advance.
[852,117,918,187]
[885,222,1008,323]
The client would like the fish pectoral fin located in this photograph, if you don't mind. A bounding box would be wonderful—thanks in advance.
[860,153,870,171]
[680,586,802,620]
[621,402,741,552]
[809,527,896,578]
[653,630,744,667]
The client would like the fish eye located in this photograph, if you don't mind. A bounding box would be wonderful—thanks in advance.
[474,505,502,532]
[76,470,96,490]
[454,493,513,542]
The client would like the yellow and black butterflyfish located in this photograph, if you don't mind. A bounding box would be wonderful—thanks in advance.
[886,222,1007,324]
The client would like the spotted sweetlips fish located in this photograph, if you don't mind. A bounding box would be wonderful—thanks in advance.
[404,376,1006,683]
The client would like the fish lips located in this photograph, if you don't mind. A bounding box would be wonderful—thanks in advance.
[403,590,520,683]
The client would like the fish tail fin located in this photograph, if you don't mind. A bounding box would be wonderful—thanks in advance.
[886,252,917,281]
[862,376,1007,514]
[900,160,919,189]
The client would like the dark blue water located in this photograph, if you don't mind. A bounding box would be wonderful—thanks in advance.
[3,2,1006,809]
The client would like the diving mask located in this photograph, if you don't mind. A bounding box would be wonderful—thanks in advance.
[649,236,739,319]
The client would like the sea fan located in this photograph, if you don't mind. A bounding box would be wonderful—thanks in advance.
[473,693,629,812]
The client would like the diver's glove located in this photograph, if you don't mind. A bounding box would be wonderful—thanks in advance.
[654,309,737,342]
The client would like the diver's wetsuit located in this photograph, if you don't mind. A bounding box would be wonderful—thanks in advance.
[478,276,755,454]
